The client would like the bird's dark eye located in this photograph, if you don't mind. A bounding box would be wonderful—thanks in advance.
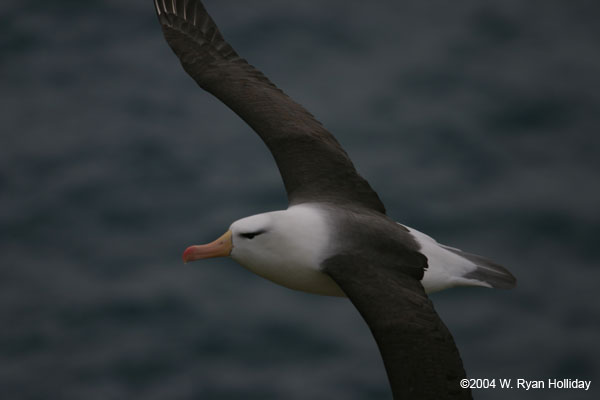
[239,230,266,239]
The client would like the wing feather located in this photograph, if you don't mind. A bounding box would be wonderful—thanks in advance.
[324,254,472,399]
[155,0,386,213]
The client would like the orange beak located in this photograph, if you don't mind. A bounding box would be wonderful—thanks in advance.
[182,230,233,263]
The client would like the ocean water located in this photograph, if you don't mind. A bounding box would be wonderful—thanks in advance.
[1,0,599,399]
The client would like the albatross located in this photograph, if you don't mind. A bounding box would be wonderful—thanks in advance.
[154,1,516,398]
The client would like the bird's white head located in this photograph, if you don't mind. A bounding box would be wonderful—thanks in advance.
[182,204,342,295]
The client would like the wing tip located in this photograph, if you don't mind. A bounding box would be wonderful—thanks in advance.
[155,0,201,24]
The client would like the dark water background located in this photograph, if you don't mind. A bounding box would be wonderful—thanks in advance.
[2,0,599,399]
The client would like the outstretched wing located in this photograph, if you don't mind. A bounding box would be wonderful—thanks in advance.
[154,0,386,213]
[323,254,472,399]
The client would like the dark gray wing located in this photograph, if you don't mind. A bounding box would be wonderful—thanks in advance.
[154,0,386,213]
[323,254,472,400]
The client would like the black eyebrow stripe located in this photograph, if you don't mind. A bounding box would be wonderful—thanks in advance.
[239,230,267,239]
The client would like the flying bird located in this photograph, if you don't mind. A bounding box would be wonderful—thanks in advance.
[154,1,516,398]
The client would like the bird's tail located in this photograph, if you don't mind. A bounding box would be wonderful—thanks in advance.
[404,225,517,293]
[440,244,517,289]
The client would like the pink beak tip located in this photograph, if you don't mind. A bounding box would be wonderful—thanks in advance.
[182,246,194,263]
